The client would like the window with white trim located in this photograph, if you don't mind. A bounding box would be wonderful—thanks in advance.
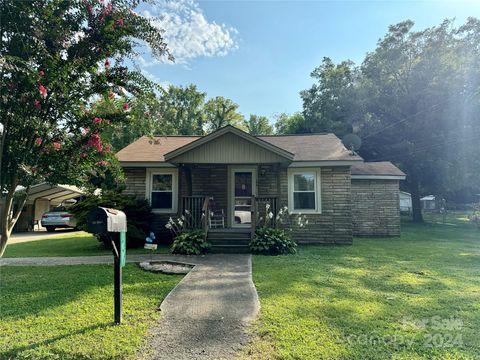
[288,169,321,213]
[147,169,178,213]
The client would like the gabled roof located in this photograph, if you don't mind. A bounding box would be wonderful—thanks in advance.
[116,126,363,165]
[351,161,406,180]
[117,136,200,163]
[164,125,294,162]
[260,134,362,162]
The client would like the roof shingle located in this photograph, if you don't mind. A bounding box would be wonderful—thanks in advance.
[116,132,363,163]
[351,161,406,177]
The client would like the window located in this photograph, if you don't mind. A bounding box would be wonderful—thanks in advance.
[288,169,321,213]
[147,169,178,213]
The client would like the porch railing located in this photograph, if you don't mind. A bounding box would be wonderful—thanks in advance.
[251,196,279,240]
[202,196,210,241]
[181,195,205,229]
[181,195,211,241]
[182,194,279,242]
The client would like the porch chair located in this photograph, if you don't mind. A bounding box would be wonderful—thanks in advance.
[208,198,225,229]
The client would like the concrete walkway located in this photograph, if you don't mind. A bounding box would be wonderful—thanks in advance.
[0,253,260,360]
[143,254,259,360]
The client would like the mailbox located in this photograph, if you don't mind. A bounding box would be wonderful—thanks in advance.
[87,207,127,234]
[87,207,128,325]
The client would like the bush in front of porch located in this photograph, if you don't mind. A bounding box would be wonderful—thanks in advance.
[166,214,210,255]
[251,227,297,255]
[170,230,209,255]
[251,204,307,255]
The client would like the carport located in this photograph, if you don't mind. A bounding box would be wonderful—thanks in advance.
[14,183,85,232]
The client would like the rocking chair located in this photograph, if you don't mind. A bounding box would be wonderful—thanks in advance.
[208,197,225,229]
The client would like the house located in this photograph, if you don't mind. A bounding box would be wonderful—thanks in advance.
[420,195,437,211]
[116,125,406,248]
[399,191,412,213]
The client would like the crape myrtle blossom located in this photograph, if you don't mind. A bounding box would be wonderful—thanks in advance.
[114,18,124,28]
[87,132,103,152]
[38,84,47,98]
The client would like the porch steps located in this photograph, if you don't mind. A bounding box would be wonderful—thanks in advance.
[208,228,251,253]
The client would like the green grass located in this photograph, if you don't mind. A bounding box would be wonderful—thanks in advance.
[0,264,181,359]
[4,234,169,258]
[421,210,477,228]
[247,221,480,359]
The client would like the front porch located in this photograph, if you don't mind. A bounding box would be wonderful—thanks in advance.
[180,183,280,252]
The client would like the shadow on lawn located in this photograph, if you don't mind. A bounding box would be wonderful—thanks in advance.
[252,223,480,357]
[1,322,111,359]
[0,265,114,320]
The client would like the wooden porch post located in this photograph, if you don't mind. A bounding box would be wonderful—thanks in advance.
[251,195,256,241]
[184,165,193,196]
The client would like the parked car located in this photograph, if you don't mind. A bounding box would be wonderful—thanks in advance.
[234,205,251,224]
[41,206,77,232]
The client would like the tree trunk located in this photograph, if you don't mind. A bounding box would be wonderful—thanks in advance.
[0,186,27,257]
[409,179,424,223]
[0,196,12,257]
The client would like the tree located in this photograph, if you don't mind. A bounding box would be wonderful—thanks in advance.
[101,93,175,151]
[204,96,244,133]
[0,0,170,256]
[274,112,306,134]
[357,19,480,222]
[300,57,361,137]
[298,19,480,223]
[243,115,274,135]
[157,84,206,135]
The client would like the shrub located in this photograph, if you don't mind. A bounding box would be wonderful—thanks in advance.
[70,190,153,248]
[250,227,297,255]
[171,230,209,255]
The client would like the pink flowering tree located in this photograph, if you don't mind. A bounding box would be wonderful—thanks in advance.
[0,0,172,256]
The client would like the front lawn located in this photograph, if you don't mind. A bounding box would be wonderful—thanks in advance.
[0,264,181,359]
[3,234,169,258]
[247,222,480,359]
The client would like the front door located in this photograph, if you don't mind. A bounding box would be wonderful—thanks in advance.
[230,168,256,227]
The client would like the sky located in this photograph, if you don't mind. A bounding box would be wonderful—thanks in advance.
[137,0,480,120]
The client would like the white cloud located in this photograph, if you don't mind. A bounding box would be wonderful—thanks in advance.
[140,69,171,89]
[142,0,239,65]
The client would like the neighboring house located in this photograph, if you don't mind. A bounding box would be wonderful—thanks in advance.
[399,191,412,213]
[421,195,437,211]
[116,125,406,249]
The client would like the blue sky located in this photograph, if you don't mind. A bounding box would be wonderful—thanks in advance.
[139,0,479,119]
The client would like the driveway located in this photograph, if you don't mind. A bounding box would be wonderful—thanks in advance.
[0,253,260,360]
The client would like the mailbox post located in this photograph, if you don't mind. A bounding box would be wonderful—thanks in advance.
[87,207,127,325]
